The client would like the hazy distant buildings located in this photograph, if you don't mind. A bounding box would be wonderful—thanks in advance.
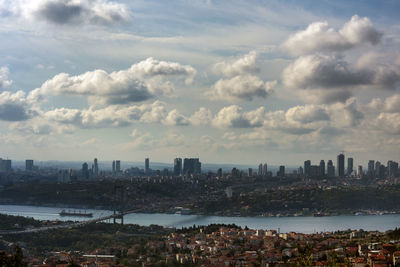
[25,159,34,171]
[174,158,182,175]
[112,161,115,173]
[375,161,381,178]
[258,164,263,176]
[337,154,345,177]
[248,168,253,177]
[183,158,201,175]
[347,158,353,175]
[263,163,268,176]
[145,158,150,175]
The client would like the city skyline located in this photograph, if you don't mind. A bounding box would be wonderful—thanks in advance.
[0,1,400,164]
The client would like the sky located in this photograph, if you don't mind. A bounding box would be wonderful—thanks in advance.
[0,0,400,166]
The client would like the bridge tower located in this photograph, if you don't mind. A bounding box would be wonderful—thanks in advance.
[113,184,125,224]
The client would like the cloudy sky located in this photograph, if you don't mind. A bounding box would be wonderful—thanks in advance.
[1,0,400,166]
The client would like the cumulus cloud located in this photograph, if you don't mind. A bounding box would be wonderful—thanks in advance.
[0,91,34,121]
[208,51,276,102]
[213,51,258,76]
[29,58,197,106]
[164,109,190,126]
[14,0,130,25]
[328,98,364,127]
[212,105,265,128]
[282,54,400,103]
[208,75,276,101]
[282,55,371,89]
[369,94,400,113]
[0,67,12,88]
[282,15,382,55]
[374,112,400,135]
[189,107,212,126]
[43,101,193,128]
[285,105,330,124]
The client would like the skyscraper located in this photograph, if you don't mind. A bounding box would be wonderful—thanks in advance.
[337,153,345,177]
[278,165,285,177]
[327,160,335,177]
[263,163,268,177]
[248,168,253,177]
[375,161,381,178]
[112,161,115,173]
[94,158,99,177]
[145,158,149,175]
[347,157,353,175]
[174,158,182,176]
[319,160,325,177]
[368,160,375,176]
[258,164,263,176]
[183,158,201,175]
[116,160,121,172]
[304,160,311,177]
[25,159,34,171]
[82,162,89,179]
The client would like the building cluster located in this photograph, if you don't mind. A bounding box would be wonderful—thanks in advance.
[14,226,400,267]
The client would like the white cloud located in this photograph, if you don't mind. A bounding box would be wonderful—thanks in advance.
[282,15,382,55]
[369,94,400,113]
[213,51,258,77]
[285,105,330,124]
[212,105,265,128]
[164,109,190,126]
[282,54,400,103]
[28,58,197,106]
[12,0,130,25]
[0,91,34,121]
[189,107,212,126]
[208,75,276,101]
[0,67,12,88]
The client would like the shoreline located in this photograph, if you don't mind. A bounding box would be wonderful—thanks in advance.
[1,203,399,219]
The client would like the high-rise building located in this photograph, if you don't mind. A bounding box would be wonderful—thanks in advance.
[94,158,99,177]
[347,158,353,175]
[183,158,201,175]
[304,160,311,177]
[375,161,381,178]
[82,162,89,179]
[368,160,375,176]
[263,163,268,177]
[248,168,253,177]
[174,158,182,176]
[2,159,11,172]
[319,160,325,177]
[217,168,222,178]
[278,165,285,177]
[310,165,322,177]
[145,158,149,175]
[327,160,335,177]
[25,159,34,171]
[112,161,116,173]
[358,165,363,178]
[388,160,398,178]
[116,160,121,172]
[258,164,263,176]
[337,153,345,177]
